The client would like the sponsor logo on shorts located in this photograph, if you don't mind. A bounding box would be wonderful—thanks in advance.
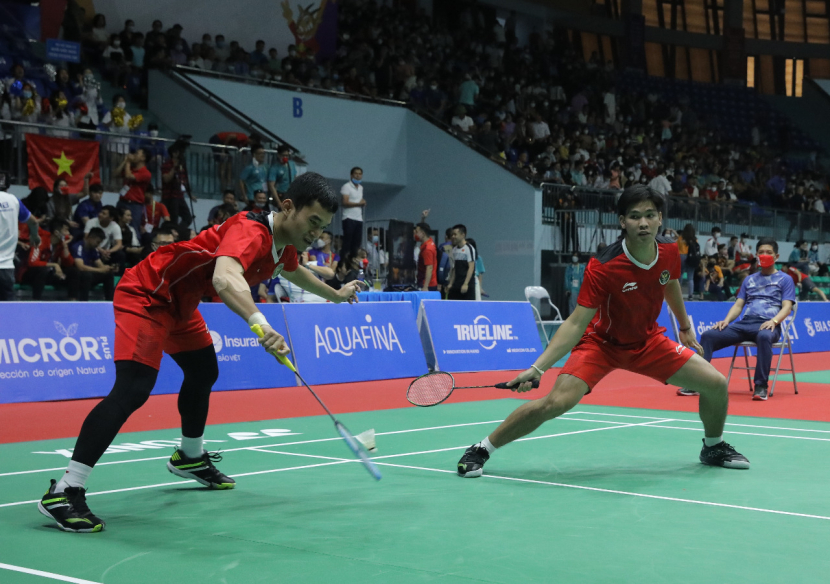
[622,282,638,293]
[675,344,685,354]
[659,270,670,285]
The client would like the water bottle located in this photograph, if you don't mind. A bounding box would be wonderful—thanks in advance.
[357,268,365,287]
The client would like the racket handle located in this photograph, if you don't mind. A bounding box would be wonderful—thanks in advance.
[495,379,541,390]
[251,324,297,373]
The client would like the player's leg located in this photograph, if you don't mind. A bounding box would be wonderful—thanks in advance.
[457,374,588,477]
[164,311,234,489]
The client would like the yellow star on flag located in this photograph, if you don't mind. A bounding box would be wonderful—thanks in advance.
[53,151,75,176]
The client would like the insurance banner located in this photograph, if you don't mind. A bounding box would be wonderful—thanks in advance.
[419,301,543,373]
[282,301,427,385]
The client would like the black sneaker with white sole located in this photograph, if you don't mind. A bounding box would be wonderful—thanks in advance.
[167,450,236,489]
[676,387,699,396]
[752,385,769,401]
[38,479,105,533]
[699,439,750,469]
[457,444,490,478]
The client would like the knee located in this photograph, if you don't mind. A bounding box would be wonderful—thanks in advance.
[756,330,776,345]
[538,386,583,419]
[699,371,728,396]
[183,351,219,387]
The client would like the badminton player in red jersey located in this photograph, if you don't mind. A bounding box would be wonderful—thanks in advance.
[458,185,749,478]
[39,173,364,532]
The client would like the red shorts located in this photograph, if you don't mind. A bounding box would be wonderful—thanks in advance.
[560,333,695,393]
[113,282,213,370]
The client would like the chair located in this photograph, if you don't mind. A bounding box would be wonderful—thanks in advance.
[524,286,564,345]
[726,302,798,397]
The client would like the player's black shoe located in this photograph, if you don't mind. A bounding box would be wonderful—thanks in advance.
[38,479,105,533]
[676,387,699,396]
[167,450,236,489]
[699,439,750,469]
[752,385,769,401]
[457,444,490,478]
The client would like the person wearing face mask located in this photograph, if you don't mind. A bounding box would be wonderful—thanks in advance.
[239,144,269,201]
[307,230,339,281]
[414,221,438,292]
[341,166,365,256]
[787,240,811,273]
[677,238,795,401]
[704,227,721,258]
[47,175,88,227]
[564,253,585,316]
[103,34,129,87]
[267,144,296,203]
[244,190,272,213]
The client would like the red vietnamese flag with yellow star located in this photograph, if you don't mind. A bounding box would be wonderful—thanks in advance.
[26,134,100,192]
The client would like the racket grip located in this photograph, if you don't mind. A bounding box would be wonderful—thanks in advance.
[251,324,297,373]
[495,379,541,390]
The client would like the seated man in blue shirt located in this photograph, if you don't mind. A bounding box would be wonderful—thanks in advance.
[72,183,105,236]
[678,237,795,401]
[67,227,117,301]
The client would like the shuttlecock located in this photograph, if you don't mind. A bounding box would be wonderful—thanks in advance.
[355,429,376,453]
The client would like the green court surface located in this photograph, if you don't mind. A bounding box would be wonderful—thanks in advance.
[2,400,830,583]
[778,369,830,384]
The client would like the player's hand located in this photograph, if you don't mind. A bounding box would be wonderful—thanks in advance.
[335,280,364,304]
[506,367,542,393]
[257,324,290,356]
[461,284,468,294]
[760,319,778,331]
[679,327,703,355]
[713,320,729,331]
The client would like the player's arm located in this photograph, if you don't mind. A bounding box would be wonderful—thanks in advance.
[422,264,433,292]
[25,214,41,248]
[280,265,362,303]
[663,279,703,353]
[507,305,597,391]
[462,261,474,290]
[212,256,289,355]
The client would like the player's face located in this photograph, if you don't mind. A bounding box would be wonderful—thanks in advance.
[620,200,662,242]
[285,200,333,249]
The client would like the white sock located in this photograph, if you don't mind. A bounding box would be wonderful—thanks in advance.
[55,461,93,492]
[704,436,723,447]
[180,436,204,459]
[478,437,497,454]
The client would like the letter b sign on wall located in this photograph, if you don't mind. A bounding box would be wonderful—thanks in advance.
[293,97,303,118]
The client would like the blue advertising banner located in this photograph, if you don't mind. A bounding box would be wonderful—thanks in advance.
[45,39,81,63]
[282,301,427,385]
[420,301,543,373]
[0,302,296,405]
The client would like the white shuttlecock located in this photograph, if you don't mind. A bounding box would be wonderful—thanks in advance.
[355,429,376,453]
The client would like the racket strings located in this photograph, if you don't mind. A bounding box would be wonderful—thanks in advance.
[407,373,455,407]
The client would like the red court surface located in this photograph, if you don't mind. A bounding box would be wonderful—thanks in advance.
[1,353,827,444]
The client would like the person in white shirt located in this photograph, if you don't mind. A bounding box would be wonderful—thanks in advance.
[84,205,124,268]
[648,170,672,196]
[704,227,721,257]
[0,191,41,299]
[341,166,365,257]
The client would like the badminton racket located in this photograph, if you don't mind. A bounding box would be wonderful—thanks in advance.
[407,371,541,407]
[251,324,381,481]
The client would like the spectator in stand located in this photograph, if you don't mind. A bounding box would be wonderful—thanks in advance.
[704,227,721,257]
[161,143,195,228]
[200,202,237,233]
[85,13,110,56]
[209,131,248,191]
[447,224,476,300]
[306,231,339,281]
[142,188,170,241]
[341,166,365,256]
[677,224,701,300]
[47,174,90,229]
[102,94,132,166]
[451,105,475,134]
[466,237,487,300]
[788,240,810,273]
[243,189,272,213]
[73,182,104,231]
[239,144,268,201]
[102,34,129,87]
[649,167,671,196]
[85,205,124,270]
[785,263,828,301]
[139,224,176,261]
[325,252,359,291]
[267,144,297,203]
[46,90,76,138]
[20,219,74,300]
[703,257,726,301]
[117,208,143,267]
[208,190,239,224]
[249,40,268,68]
[808,241,826,276]
[115,147,151,234]
[68,227,116,300]
[1,192,41,300]
[458,73,479,111]
[414,222,438,292]
[564,251,585,316]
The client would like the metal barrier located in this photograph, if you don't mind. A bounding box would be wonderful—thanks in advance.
[540,183,829,250]
[0,119,304,200]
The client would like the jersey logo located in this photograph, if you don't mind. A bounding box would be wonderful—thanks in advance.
[675,344,685,354]
[659,270,670,285]
[747,279,756,288]
[622,282,638,293]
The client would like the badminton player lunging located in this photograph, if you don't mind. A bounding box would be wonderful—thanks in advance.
[458,185,749,478]
[39,173,363,532]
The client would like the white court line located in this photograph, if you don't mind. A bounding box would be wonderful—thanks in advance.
[643,424,830,442]
[369,461,830,522]
[0,420,507,478]
[568,411,830,434]
[0,562,101,584]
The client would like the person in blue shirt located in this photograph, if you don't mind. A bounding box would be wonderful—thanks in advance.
[72,183,105,234]
[67,228,116,301]
[677,237,795,401]
[239,144,268,201]
[564,253,585,316]
[267,144,296,202]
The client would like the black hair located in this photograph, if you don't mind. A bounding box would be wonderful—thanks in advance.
[616,184,664,216]
[252,144,265,153]
[445,228,453,239]
[117,207,131,220]
[452,224,467,236]
[87,227,106,240]
[466,237,477,252]
[415,222,431,234]
[712,226,721,234]
[350,166,363,175]
[112,94,125,105]
[756,236,778,254]
[323,230,333,238]
[157,224,177,236]
[283,172,338,213]
[101,204,117,217]
[48,218,69,233]
[52,177,67,191]
[135,147,150,161]
[223,189,236,198]
[277,144,291,154]
[89,183,104,193]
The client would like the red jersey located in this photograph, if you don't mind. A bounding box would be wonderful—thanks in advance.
[417,238,438,288]
[122,165,152,204]
[123,212,298,319]
[20,228,73,279]
[143,200,169,229]
[577,235,681,348]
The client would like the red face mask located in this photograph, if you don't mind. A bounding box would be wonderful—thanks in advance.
[59,186,70,195]
[281,156,289,164]
[758,254,775,268]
